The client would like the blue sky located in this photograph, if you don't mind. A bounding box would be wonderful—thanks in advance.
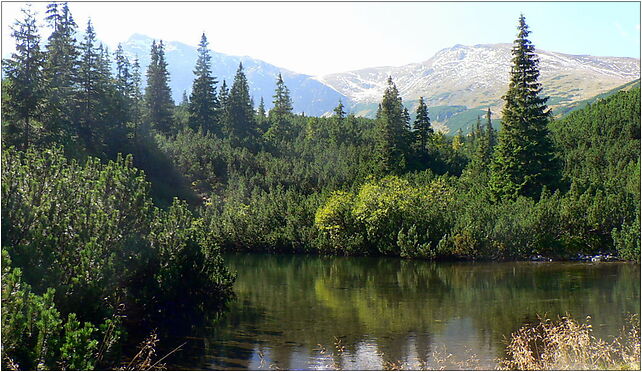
[2,2,640,76]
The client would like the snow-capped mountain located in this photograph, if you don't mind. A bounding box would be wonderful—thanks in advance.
[120,34,346,116]
[316,43,640,113]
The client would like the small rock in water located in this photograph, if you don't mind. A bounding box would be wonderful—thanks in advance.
[530,255,552,262]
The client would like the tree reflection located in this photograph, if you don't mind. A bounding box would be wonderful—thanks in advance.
[169,254,640,370]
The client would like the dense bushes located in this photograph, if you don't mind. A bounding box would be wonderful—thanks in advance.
[1,147,235,369]
[153,88,640,262]
[315,176,454,258]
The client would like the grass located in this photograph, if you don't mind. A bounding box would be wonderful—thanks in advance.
[499,315,640,370]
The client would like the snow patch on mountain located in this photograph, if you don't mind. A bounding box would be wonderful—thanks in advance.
[317,43,640,109]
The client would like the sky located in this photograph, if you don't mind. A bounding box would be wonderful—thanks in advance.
[2,1,640,76]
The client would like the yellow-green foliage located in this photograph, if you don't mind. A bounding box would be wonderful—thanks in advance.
[315,176,454,257]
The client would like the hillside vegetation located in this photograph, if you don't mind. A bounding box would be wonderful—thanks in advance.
[1,4,639,370]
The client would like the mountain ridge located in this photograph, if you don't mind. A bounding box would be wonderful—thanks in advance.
[120,34,640,130]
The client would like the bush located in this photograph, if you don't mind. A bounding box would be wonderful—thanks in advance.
[315,176,454,258]
[1,147,235,369]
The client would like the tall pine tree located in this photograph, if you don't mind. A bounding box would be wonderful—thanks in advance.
[2,5,45,150]
[486,107,496,149]
[413,96,433,151]
[227,62,255,145]
[265,73,293,140]
[374,77,410,174]
[218,80,230,130]
[270,73,293,117]
[489,14,558,199]
[76,20,116,152]
[144,40,174,135]
[333,99,346,119]
[130,56,143,140]
[189,33,218,134]
[42,2,78,146]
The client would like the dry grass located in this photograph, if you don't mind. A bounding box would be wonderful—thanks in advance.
[499,314,641,370]
[119,331,186,371]
[257,314,640,370]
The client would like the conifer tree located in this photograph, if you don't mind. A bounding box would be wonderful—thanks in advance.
[271,73,293,118]
[2,5,45,150]
[474,115,482,141]
[265,73,294,140]
[113,44,134,137]
[333,100,346,119]
[257,97,266,119]
[469,115,493,176]
[144,40,174,135]
[218,80,230,130]
[97,44,129,153]
[189,33,218,134]
[374,77,410,174]
[489,14,558,199]
[75,19,104,149]
[486,107,496,149]
[227,62,255,145]
[413,96,433,151]
[42,2,78,146]
[130,57,143,139]
[255,97,268,135]
[181,91,189,106]
[114,44,132,96]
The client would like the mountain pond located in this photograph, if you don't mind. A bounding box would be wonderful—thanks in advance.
[165,253,640,370]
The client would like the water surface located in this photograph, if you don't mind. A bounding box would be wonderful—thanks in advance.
[169,253,640,370]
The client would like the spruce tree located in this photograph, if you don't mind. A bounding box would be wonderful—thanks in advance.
[469,115,493,177]
[218,80,230,130]
[97,44,128,154]
[189,33,218,134]
[374,77,410,174]
[266,73,293,140]
[42,2,78,146]
[257,97,266,119]
[2,5,45,150]
[114,44,134,134]
[76,19,99,149]
[489,14,558,199]
[333,99,346,119]
[130,56,143,139]
[77,21,117,151]
[144,40,175,135]
[227,62,256,145]
[114,44,132,96]
[486,107,496,149]
[413,96,433,151]
[271,73,293,117]
[474,115,482,141]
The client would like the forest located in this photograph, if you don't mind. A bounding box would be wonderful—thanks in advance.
[1,3,640,370]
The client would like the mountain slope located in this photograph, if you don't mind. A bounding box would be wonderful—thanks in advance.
[121,34,347,116]
[318,43,640,128]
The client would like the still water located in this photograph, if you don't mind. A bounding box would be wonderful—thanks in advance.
[169,253,640,370]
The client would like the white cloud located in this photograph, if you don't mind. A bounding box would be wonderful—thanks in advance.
[615,22,629,38]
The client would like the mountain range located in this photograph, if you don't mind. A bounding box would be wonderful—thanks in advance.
[121,34,345,116]
[120,34,640,133]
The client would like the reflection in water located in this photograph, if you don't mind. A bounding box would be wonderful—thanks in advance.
[168,253,640,370]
